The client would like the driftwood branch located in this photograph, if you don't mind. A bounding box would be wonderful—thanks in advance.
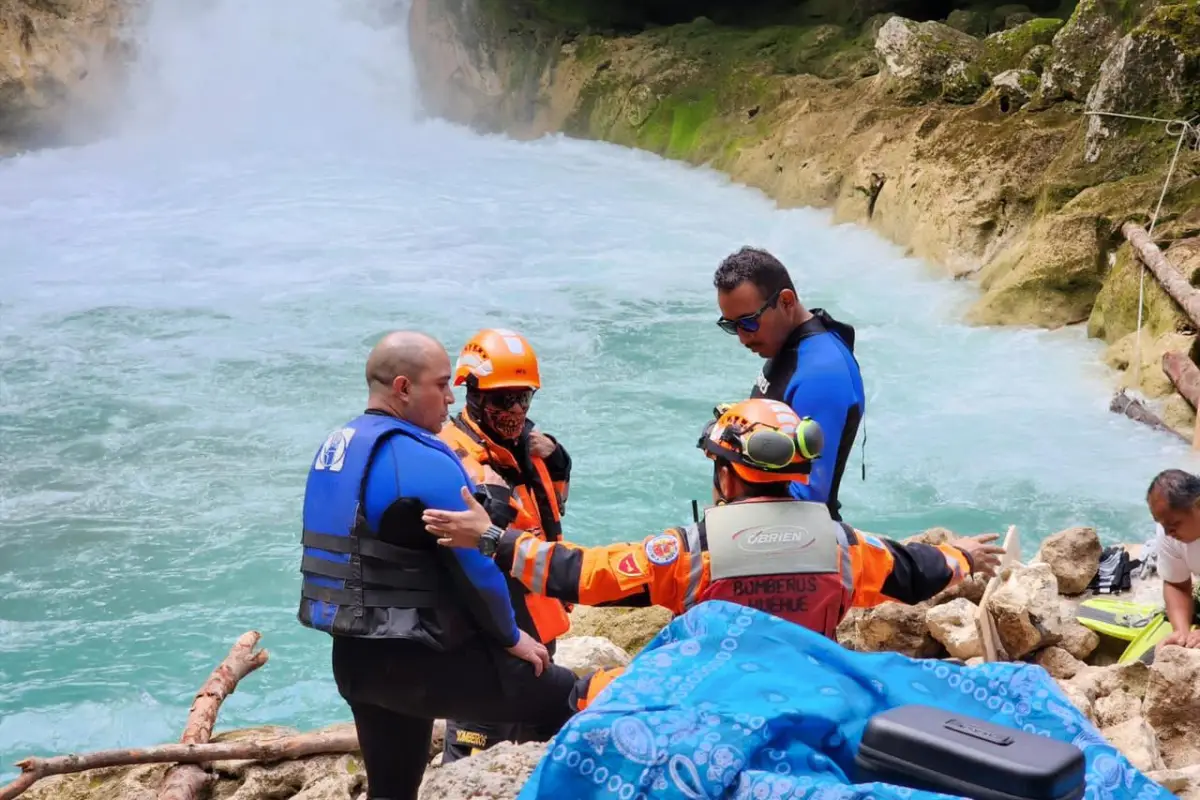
[1109,389,1188,442]
[157,631,270,800]
[0,729,360,800]
[1164,350,1200,410]
[1122,221,1200,329]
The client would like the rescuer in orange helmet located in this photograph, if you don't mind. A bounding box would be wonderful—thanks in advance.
[437,327,575,762]
[424,397,1006,711]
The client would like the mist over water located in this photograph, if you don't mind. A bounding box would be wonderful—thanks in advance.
[0,0,1193,774]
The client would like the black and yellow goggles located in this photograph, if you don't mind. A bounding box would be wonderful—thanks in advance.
[698,409,822,475]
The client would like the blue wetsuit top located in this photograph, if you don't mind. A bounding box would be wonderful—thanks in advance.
[751,310,865,521]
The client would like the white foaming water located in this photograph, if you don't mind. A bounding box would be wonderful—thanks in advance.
[0,0,1194,774]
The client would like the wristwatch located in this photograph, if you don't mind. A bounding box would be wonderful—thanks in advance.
[478,525,503,557]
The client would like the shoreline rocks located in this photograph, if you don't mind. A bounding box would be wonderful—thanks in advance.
[20,524,1198,799]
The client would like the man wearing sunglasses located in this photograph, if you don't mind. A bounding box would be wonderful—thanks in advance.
[437,327,576,763]
[423,398,1004,710]
[713,246,866,523]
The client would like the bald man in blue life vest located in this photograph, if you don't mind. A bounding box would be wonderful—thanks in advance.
[295,330,579,800]
[714,246,866,523]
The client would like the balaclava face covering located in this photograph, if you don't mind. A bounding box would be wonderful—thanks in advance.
[467,388,527,444]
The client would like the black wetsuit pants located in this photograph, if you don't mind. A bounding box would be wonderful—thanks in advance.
[331,634,578,800]
[442,639,561,763]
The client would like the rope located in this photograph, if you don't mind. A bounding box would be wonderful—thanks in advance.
[1082,110,1199,389]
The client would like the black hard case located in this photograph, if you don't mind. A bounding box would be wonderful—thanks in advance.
[853,704,1087,800]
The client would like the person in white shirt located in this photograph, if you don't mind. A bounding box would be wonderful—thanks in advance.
[1147,468,1200,650]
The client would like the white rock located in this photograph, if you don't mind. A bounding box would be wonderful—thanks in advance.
[553,635,631,677]
[925,598,983,660]
[418,741,547,800]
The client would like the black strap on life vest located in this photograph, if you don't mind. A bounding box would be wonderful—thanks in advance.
[301,523,448,609]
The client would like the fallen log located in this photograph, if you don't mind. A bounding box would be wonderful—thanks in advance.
[1109,389,1188,442]
[1163,350,1200,410]
[1122,221,1200,330]
[158,630,270,800]
[0,729,360,800]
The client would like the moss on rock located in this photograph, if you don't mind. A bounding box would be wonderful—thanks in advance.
[1130,0,1200,113]
[875,16,985,101]
[636,88,721,159]
[1089,242,1194,344]
[978,16,1064,75]
[984,68,1039,110]
[1081,2,1200,162]
[638,18,869,79]
[1037,0,1127,102]
[1020,42,1053,73]
[942,61,992,102]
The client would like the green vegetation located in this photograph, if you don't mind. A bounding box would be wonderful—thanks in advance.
[977,17,1064,73]
[1089,242,1193,343]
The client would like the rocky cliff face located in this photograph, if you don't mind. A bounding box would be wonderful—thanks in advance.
[408,0,1200,433]
[0,0,134,154]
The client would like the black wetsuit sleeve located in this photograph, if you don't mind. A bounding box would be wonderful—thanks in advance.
[379,437,520,647]
[876,539,967,605]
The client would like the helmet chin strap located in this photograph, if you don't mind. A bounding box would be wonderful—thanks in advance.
[712,464,730,506]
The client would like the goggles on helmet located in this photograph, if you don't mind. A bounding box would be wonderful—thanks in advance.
[697,405,817,476]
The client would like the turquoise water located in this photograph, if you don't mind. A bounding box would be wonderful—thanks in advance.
[0,0,1193,776]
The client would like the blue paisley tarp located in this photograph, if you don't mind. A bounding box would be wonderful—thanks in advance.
[519,600,1167,800]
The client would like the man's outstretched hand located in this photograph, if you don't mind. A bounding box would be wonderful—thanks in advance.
[423,486,491,548]
[951,533,1006,578]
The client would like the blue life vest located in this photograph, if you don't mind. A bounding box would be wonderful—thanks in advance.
[298,412,462,636]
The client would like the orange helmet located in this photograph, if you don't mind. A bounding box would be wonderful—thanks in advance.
[698,399,823,484]
[453,328,542,390]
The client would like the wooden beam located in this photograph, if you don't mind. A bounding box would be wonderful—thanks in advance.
[1163,351,1200,409]
[1122,221,1200,329]
[1109,389,1189,443]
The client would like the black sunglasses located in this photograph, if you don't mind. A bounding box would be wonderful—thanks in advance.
[716,289,781,334]
[484,388,535,409]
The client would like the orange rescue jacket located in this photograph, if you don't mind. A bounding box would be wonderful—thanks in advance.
[494,499,975,707]
[440,411,572,644]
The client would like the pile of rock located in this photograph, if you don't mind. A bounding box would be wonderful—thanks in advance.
[871,0,1200,123]
[1045,643,1200,794]
[837,525,1107,665]
[830,524,1200,796]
